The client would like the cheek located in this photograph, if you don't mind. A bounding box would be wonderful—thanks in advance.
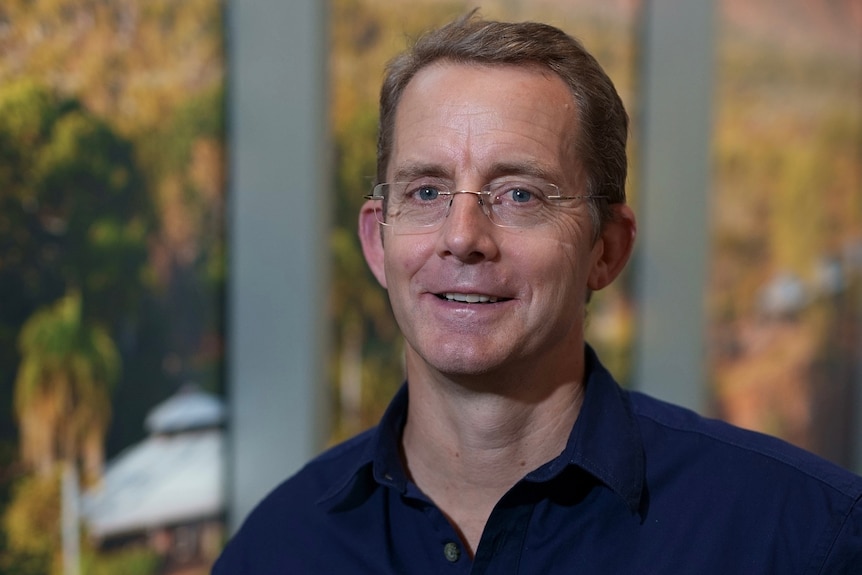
[499,235,574,294]
[528,217,594,269]
[383,236,434,285]
[516,221,595,302]
[551,210,594,246]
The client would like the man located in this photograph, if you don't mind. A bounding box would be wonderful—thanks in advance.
[215,13,862,573]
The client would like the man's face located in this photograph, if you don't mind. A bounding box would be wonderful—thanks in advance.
[360,62,632,385]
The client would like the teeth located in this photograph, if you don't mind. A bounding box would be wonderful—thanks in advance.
[444,293,499,303]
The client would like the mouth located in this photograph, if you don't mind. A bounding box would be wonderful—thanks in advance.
[437,292,510,304]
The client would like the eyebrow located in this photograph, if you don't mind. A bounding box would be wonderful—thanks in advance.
[391,160,558,184]
[391,162,450,183]
[486,161,557,182]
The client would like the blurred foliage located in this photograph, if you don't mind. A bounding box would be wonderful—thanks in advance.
[0,0,226,571]
[0,471,60,575]
[82,547,162,575]
[0,79,147,313]
[0,0,224,138]
[0,0,226,452]
[708,3,861,461]
[1,469,161,575]
[15,292,119,484]
[0,78,145,573]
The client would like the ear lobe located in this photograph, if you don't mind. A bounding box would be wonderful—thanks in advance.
[358,201,388,289]
[587,204,637,291]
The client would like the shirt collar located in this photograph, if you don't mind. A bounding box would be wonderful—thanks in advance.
[320,345,645,515]
[317,385,409,510]
[524,345,645,513]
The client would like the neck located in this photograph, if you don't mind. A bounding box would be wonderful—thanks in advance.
[400,348,586,554]
[404,378,583,484]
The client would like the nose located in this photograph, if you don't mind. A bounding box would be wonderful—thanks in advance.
[436,192,500,262]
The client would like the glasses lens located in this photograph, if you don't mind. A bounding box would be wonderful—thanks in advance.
[484,180,561,227]
[378,182,450,228]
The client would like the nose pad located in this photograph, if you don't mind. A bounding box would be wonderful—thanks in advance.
[445,191,492,224]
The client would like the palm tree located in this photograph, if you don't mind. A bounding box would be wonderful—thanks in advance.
[14,291,120,485]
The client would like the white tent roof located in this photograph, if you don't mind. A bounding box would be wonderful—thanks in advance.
[82,387,225,539]
[145,383,226,434]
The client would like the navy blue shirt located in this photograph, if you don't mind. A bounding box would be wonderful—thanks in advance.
[214,348,862,573]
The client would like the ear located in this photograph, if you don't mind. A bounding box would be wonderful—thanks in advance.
[588,204,637,291]
[358,200,388,289]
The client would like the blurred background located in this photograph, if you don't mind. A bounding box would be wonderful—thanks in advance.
[0,0,859,574]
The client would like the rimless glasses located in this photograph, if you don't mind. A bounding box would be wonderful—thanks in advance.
[364,178,607,231]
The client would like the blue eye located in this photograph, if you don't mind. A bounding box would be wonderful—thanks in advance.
[510,188,533,203]
[415,186,440,201]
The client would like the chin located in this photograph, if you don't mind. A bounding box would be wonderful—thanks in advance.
[425,351,524,383]
[407,344,494,376]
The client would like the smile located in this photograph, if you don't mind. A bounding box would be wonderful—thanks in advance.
[440,292,504,304]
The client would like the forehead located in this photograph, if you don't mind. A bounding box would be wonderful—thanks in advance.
[389,62,580,181]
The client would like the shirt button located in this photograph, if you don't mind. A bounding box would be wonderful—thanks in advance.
[443,541,461,563]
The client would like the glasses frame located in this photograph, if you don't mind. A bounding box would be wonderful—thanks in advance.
[364,182,609,230]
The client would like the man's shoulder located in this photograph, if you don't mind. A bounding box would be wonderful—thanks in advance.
[628,389,862,500]
[228,427,376,536]
[212,428,378,574]
[213,429,374,575]
[623,391,862,571]
[255,425,377,515]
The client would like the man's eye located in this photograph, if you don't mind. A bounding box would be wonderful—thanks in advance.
[412,186,441,201]
[496,185,540,204]
[509,188,533,203]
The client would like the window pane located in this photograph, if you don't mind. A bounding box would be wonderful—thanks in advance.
[710,0,862,467]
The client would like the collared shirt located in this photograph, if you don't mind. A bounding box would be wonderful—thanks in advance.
[214,347,862,574]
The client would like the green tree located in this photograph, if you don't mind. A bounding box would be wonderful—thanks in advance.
[0,78,151,343]
[14,292,120,484]
[0,79,151,465]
